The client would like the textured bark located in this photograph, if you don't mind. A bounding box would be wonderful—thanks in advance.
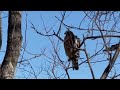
[0,11,22,79]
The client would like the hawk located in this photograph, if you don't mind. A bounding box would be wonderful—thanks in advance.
[64,30,80,70]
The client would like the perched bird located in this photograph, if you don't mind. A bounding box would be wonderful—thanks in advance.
[64,30,80,70]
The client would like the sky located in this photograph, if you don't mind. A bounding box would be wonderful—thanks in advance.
[0,11,120,79]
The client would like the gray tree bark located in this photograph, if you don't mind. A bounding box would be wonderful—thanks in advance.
[0,11,22,79]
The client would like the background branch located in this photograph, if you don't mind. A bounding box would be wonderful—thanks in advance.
[100,42,120,79]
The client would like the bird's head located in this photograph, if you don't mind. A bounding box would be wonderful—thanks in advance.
[64,31,74,36]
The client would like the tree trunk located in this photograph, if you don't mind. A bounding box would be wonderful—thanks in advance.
[0,11,22,79]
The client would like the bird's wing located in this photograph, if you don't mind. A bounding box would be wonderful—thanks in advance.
[64,35,74,59]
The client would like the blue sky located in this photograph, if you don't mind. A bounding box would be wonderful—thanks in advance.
[1,11,120,79]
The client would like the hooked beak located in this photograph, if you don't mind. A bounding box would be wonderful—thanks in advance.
[64,31,67,35]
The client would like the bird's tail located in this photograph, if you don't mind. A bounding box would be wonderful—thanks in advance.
[72,58,79,70]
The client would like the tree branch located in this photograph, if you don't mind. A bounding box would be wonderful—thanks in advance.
[84,42,95,79]
[100,42,120,79]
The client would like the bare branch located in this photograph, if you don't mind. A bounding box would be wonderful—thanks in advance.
[100,42,120,79]
[83,42,95,79]
[65,69,70,79]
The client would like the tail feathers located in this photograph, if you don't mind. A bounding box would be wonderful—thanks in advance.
[72,59,79,70]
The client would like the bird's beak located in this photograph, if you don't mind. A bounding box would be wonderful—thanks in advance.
[64,32,66,35]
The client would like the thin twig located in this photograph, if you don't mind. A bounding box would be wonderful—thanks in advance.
[84,42,95,79]
[65,69,70,79]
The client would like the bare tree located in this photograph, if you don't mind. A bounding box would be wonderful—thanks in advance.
[1,11,120,79]
[29,11,120,79]
[0,11,22,79]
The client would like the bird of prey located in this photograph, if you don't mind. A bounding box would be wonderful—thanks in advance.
[64,30,80,70]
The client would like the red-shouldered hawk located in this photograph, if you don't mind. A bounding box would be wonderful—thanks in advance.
[64,30,80,70]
